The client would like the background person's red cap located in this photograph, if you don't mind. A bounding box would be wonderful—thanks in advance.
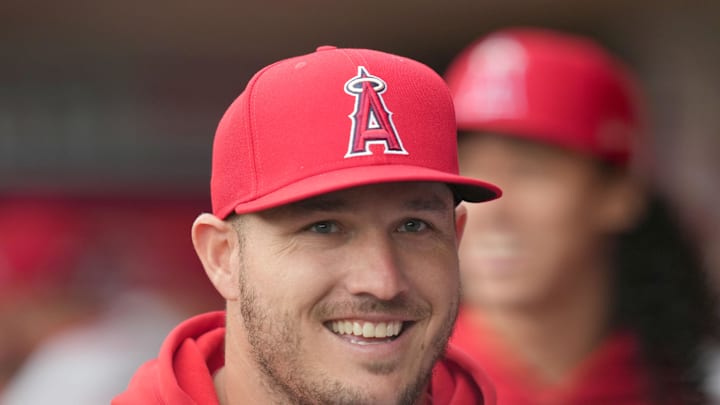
[211,46,501,218]
[445,27,645,166]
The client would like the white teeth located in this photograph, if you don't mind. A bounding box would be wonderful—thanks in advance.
[329,320,403,338]
[362,323,374,337]
[375,323,387,338]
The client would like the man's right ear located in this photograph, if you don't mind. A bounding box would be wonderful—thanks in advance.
[191,213,240,301]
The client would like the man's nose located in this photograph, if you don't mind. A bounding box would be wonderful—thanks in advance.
[342,231,409,301]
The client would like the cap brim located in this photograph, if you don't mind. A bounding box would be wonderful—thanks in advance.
[232,165,501,215]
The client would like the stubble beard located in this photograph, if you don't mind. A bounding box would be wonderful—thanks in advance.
[236,268,459,405]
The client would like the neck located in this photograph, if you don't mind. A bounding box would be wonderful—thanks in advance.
[213,367,228,405]
[215,321,278,405]
[476,260,613,383]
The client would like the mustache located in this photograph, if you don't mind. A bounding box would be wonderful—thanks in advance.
[313,295,432,320]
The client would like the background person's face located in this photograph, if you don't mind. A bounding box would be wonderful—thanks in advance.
[458,134,618,310]
[227,182,462,404]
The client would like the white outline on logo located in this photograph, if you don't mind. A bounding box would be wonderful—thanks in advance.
[344,66,408,158]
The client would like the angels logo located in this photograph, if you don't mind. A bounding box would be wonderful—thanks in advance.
[344,66,408,157]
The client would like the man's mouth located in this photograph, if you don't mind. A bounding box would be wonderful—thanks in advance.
[325,320,406,344]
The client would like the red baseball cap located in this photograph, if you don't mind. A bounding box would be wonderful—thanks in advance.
[445,27,645,166]
[211,46,501,218]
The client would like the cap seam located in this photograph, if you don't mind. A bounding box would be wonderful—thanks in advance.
[336,47,365,67]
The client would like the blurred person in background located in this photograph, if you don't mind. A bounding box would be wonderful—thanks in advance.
[444,27,719,404]
[1,196,220,405]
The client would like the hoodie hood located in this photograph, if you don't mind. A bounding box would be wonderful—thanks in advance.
[114,311,495,404]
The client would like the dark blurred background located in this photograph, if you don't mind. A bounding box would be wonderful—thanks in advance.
[0,0,718,402]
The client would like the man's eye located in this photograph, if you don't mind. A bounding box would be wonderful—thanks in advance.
[398,219,428,233]
[308,221,340,234]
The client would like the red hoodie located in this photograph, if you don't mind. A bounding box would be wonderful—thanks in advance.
[113,311,496,404]
[450,308,656,405]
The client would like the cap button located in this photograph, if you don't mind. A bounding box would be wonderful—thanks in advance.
[316,45,337,52]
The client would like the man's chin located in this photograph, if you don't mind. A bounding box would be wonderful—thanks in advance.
[330,372,426,405]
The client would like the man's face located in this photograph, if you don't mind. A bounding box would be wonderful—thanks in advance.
[227,182,462,404]
[458,134,615,309]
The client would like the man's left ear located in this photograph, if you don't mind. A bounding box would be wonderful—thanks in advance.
[455,203,468,244]
[191,213,241,301]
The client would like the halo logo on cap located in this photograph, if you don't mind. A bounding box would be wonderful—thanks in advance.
[344,66,408,158]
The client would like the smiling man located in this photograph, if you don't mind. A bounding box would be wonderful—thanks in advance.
[113,46,500,404]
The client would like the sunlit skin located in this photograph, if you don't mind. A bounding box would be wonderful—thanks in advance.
[456,133,643,380]
[192,182,467,405]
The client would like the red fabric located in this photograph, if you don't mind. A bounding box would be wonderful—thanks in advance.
[445,27,643,167]
[113,312,225,405]
[450,308,654,405]
[433,343,498,404]
[211,46,500,218]
[114,311,495,404]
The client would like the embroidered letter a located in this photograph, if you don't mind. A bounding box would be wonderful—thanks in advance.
[344,66,408,157]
